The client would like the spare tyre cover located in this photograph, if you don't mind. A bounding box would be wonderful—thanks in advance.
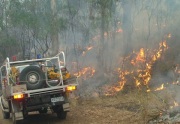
[19,66,45,90]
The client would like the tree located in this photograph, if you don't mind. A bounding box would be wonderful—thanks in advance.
[122,0,133,56]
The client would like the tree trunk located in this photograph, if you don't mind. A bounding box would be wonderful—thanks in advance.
[98,2,106,72]
[122,0,133,56]
[51,0,59,56]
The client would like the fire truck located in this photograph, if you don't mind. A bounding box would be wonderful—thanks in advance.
[0,51,78,124]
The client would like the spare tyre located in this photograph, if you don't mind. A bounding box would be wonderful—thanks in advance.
[19,66,45,90]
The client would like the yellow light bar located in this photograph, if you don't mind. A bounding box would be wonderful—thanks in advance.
[66,86,76,91]
[13,94,24,99]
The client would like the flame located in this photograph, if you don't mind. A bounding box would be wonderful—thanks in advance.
[116,28,123,33]
[114,71,127,91]
[174,101,179,107]
[86,46,93,51]
[154,84,165,91]
[167,33,171,38]
[103,70,128,96]
[131,48,145,65]
[159,40,168,49]
[136,48,145,61]
[147,89,151,92]
[82,46,94,56]
[170,101,179,109]
[74,67,96,80]
[78,30,172,96]
[103,34,170,95]
[114,84,124,91]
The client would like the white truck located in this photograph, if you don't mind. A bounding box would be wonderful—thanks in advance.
[0,51,78,124]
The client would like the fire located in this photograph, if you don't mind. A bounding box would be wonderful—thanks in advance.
[131,48,145,65]
[116,28,123,33]
[114,84,124,91]
[159,40,168,49]
[82,46,94,56]
[136,48,145,62]
[154,84,165,91]
[103,34,170,95]
[170,101,179,109]
[74,67,96,80]
[153,40,168,61]
[174,101,179,107]
[114,71,127,91]
[103,69,130,96]
[167,33,171,38]
[147,89,151,92]
[86,46,93,51]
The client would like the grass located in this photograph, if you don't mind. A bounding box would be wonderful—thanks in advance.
[68,89,171,124]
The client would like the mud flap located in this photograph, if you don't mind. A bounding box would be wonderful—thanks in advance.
[11,100,23,120]
[63,103,70,111]
[0,97,9,112]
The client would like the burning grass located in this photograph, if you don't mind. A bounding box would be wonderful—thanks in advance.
[71,32,179,97]
[68,32,180,123]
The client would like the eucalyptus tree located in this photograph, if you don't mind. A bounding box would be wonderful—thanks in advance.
[6,0,68,59]
[0,0,19,61]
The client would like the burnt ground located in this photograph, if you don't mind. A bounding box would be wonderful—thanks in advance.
[0,91,170,124]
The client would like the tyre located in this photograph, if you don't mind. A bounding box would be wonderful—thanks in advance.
[19,66,45,90]
[2,110,10,119]
[23,109,28,119]
[56,107,67,120]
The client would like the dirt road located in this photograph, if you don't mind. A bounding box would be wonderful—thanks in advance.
[0,111,65,124]
[0,109,81,124]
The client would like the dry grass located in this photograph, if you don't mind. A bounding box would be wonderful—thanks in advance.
[67,89,170,124]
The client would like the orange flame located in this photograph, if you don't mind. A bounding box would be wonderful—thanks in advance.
[74,67,96,80]
[136,48,145,62]
[154,84,165,91]
[103,34,170,95]
[82,46,94,56]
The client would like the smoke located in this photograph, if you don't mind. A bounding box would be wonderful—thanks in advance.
[60,0,180,98]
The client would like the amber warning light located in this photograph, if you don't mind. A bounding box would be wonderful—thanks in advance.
[13,94,24,99]
[66,85,76,91]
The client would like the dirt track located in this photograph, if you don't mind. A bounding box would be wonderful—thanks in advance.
[0,94,154,124]
[0,109,80,124]
[0,89,170,124]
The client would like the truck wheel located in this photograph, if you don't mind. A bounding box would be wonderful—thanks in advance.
[56,107,67,120]
[23,109,28,119]
[2,110,10,119]
[19,66,45,90]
